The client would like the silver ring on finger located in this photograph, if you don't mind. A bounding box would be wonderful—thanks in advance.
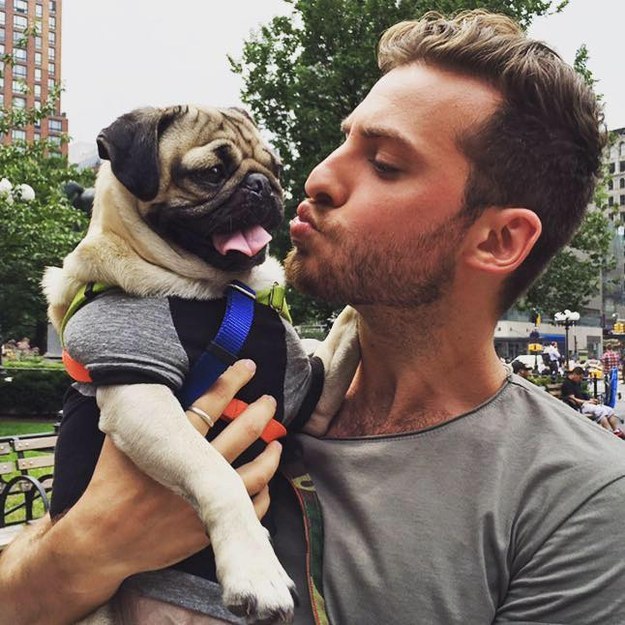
[187,405,216,429]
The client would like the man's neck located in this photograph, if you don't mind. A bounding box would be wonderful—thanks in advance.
[325,302,508,437]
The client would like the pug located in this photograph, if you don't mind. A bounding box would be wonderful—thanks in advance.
[42,104,359,625]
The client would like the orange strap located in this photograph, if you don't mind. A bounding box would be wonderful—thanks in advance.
[222,398,287,443]
[62,350,93,383]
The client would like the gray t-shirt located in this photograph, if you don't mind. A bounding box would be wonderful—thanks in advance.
[131,375,625,624]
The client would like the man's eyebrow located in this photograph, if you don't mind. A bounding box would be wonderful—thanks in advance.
[340,117,417,153]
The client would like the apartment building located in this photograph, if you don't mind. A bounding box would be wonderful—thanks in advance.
[0,0,67,155]
[607,128,625,208]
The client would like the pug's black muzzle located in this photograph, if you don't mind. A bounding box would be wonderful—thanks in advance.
[147,173,283,271]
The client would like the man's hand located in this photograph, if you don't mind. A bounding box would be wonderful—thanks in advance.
[0,359,282,625]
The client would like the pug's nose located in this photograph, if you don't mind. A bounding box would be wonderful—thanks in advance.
[243,173,272,195]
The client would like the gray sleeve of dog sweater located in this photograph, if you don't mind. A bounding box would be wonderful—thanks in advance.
[63,292,189,390]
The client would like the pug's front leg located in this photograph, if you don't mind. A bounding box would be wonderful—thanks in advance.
[96,384,296,624]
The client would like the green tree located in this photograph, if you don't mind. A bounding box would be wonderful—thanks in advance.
[1,29,93,347]
[230,0,569,325]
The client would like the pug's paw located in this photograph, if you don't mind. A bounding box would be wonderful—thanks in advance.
[216,527,297,624]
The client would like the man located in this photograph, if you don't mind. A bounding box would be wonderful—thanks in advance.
[510,359,532,379]
[2,10,624,625]
[601,343,621,377]
[561,366,625,438]
[601,343,621,405]
[543,341,562,380]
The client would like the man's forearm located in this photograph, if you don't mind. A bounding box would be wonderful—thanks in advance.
[0,514,119,625]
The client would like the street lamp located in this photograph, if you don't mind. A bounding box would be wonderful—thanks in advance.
[554,309,580,372]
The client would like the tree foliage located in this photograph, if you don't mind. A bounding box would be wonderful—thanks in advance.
[230,0,569,324]
[0,29,93,346]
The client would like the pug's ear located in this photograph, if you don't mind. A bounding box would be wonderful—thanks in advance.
[96,107,178,202]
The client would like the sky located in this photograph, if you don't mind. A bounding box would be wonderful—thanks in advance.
[61,0,624,158]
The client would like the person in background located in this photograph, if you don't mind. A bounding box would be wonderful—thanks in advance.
[561,366,625,439]
[543,341,562,380]
[601,343,621,406]
[511,360,532,380]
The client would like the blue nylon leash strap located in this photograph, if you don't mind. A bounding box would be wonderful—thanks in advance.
[177,280,256,409]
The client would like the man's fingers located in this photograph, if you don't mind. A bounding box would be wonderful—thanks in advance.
[252,486,271,520]
[211,395,277,463]
[185,359,257,434]
[237,440,282,496]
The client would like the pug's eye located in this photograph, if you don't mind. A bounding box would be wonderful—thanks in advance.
[188,165,226,186]
[205,164,226,184]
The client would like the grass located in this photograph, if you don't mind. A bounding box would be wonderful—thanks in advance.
[0,420,56,525]
[0,420,55,437]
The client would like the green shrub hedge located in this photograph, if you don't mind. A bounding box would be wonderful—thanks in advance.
[0,365,71,416]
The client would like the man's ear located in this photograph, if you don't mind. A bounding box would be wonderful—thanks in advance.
[462,207,542,275]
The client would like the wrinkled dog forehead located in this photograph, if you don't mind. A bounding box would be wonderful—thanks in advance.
[157,105,282,191]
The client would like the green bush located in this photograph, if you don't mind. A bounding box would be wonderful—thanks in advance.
[0,366,71,416]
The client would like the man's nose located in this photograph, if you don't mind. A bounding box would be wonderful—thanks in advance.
[304,146,347,208]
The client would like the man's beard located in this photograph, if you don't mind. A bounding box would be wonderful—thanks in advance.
[285,212,470,308]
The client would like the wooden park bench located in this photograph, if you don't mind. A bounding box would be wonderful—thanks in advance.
[0,431,57,550]
[545,383,563,399]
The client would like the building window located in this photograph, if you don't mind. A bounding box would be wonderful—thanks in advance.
[14,47,27,61]
[13,30,24,45]
[13,15,28,30]
[34,131,40,140]
[12,129,26,141]
[13,96,26,108]
[34,68,41,81]
[0,28,5,43]
[34,84,41,97]
[609,179,614,190]
[0,44,3,55]
[0,12,4,25]
[48,119,62,132]
[609,197,615,207]
[47,62,54,76]
[35,36,42,50]
[621,195,625,206]
[0,94,3,107]
[35,51,42,65]
[47,77,55,90]
[47,46,55,60]
[621,161,625,173]
[621,178,625,189]
[48,31,55,45]
[48,135,62,150]
[49,0,56,13]
[14,0,28,14]
[610,163,616,174]
[12,64,27,77]
[12,79,26,92]
[49,15,55,30]
[36,3,42,17]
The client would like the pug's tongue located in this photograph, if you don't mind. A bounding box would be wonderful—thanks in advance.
[212,225,272,257]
